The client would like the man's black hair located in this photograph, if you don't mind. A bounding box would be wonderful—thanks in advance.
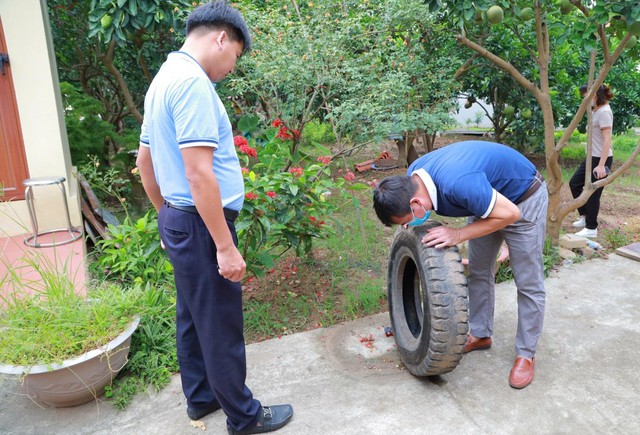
[186,1,252,52]
[372,175,417,227]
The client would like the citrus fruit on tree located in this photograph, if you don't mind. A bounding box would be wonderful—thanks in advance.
[519,7,534,21]
[100,14,112,29]
[487,6,504,25]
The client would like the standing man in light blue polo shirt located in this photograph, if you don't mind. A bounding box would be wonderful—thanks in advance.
[373,141,548,389]
[136,2,293,434]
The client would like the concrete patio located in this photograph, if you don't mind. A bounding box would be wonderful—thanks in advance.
[1,252,639,434]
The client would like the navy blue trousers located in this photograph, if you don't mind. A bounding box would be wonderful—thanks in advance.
[158,204,261,431]
[569,156,613,229]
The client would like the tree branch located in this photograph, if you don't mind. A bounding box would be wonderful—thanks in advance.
[507,23,539,66]
[100,40,143,123]
[453,54,478,80]
[598,26,610,61]
[455,35,541,99]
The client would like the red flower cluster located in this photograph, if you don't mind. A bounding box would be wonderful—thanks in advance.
[276,127,299,141]
[233,135,248,147]
[272,119,299,141]
[288,167,303,177]
[266,191,277,198]
[309,216,325,227]
[344,171,356,182]
[245,192,258,200]
[241,167,250,175]
[316,155,331,165]
[233,135,258,158]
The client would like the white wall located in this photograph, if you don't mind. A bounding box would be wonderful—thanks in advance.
[0,0,80,237]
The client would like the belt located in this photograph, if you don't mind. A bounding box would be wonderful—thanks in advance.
[164,202,239,222]
[516,172,544,204]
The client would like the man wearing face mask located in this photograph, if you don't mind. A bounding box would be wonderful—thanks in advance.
[373,140,548,389]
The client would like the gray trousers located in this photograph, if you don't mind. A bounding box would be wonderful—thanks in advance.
[467,183,548,358]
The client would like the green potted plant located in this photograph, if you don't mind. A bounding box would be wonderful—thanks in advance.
[0,251,140,407]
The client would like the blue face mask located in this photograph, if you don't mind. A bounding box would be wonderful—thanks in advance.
[407,205,431,227]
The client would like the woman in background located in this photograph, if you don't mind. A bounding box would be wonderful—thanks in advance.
[570,84,614,239]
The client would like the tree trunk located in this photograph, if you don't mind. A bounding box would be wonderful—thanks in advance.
[396,136,408,167]
[394,134,419,167]
[100,40,143,124]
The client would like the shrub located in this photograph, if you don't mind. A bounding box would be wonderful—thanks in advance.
[301,119,336,147]
[93,211,173,285]
[60,82,120,166]
[612,134,640,154]
[79,155,131,211]
[555,129,586,145]
[560,145,586,161]
[235,120,368,277]
[600,227,632,250]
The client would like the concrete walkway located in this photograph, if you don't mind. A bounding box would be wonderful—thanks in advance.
[1,253,639,434]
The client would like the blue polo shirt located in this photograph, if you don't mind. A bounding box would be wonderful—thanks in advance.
[140,51,244,211]
[407,141,537,218]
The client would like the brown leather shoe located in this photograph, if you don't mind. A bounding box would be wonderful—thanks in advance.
[509,357,535,389]
[463,335,492,353]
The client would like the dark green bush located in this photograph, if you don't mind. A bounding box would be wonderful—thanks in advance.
[60,82,120,166]
[560,145,585,161]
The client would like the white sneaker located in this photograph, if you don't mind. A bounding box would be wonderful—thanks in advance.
[575,228,597,238]
[572,216,586,228]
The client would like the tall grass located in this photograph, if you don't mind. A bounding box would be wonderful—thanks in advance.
[0,251,139,366]
[317,193,393,318]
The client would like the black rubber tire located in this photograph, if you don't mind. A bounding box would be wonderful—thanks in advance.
[387,221,469,376]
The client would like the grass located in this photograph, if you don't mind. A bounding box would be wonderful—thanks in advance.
[0,252,139,367]
[319,194,392,316]
[599,227,633,250]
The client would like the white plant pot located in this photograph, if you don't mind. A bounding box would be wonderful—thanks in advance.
[0,316,140,407]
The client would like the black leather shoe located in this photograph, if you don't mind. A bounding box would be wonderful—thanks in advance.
[187,402,222,420]
[227,404,294,434]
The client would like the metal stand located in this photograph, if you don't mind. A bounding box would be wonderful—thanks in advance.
[23,176,82,248]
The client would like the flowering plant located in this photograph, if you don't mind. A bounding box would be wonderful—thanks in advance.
[233,118,367,277]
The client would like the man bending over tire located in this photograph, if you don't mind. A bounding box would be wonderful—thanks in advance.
[373,140,548,389]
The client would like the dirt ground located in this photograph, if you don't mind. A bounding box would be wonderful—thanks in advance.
[242,134,640,342]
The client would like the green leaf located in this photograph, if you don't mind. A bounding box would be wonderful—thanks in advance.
[256,253,274,270]
[115,27,127,41]
[238,115,260,133]
[345,183,370,192]
[87,26,101,39]
[261,213,274,228]
[128,0,138,16]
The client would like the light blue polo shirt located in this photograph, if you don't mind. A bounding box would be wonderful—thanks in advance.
[407,141,537,218]
[140,51,244,211]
